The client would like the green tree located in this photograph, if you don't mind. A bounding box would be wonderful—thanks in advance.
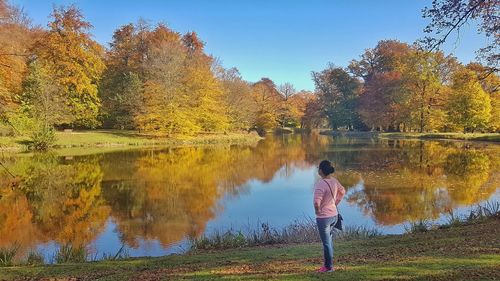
[312,66,362,130]
[447,68,492,132]
[16,60,72,149]
[100,71,142,129]
[99,23,145,129]
[20,60,71,128]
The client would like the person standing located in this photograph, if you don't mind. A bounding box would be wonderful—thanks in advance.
[313,160,346,273]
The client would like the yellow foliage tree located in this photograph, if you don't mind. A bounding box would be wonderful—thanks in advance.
[33,5,106,128]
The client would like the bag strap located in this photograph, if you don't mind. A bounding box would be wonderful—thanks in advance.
[323,179,337,206]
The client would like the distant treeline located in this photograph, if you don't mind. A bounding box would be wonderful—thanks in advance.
[0,1,498,141]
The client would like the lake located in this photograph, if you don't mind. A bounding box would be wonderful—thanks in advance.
[1,134,499,262]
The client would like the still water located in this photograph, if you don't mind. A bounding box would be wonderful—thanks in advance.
[1,134,499,261]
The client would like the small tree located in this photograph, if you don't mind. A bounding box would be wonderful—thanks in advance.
[17,60,69,150]
[277,82,298,127]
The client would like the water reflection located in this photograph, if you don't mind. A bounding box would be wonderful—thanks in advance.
[0,135,498,259]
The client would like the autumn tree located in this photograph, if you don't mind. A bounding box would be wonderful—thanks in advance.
[400,50,458,132]
[213,64,257,130]
[33,5,106,128]
[134,24,193,135]
[466,63,500,132]
[0,0,35,121]
[251,78,282,133]
[289,90,316,128]
[447,68,492,132]
[357,72,405,131]
[300,92,324,129]
[181,32,229,132]
[102,22,231,135]
[349,40,411,80]
[349,40,412,131]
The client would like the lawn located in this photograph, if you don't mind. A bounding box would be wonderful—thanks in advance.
[1,218,498,280]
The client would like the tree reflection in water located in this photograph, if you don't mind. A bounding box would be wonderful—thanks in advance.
[0,135,498,259]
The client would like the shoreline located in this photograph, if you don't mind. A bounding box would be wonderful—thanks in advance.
[1,217,498,280]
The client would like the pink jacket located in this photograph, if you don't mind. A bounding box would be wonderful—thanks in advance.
[313,177,346,218]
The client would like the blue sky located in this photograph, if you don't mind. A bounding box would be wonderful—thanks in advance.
[13,0,487,91]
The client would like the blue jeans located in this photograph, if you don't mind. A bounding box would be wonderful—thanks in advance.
[316,216,338,269]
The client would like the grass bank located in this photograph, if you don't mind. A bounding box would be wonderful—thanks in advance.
[1,217,498,280]
[379,132,500,142]
[319,130,500,142]
[0,130,261,152]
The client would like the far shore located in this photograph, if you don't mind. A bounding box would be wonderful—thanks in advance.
[0,129,262,153]
[1,129,499,153]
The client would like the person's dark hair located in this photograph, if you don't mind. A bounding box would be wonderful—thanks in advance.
[319,160,335,176]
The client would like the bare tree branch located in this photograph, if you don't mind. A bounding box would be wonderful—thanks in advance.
[428,0,486,51]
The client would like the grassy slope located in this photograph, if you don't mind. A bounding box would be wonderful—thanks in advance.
[379,132,500,142]
[2,219,499,281]
[0,130,261,152]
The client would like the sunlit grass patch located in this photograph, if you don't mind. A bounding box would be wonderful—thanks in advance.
[190,217,382,251]
[1,207,498,280]
[0,244,19,267]
[25,249,44,266]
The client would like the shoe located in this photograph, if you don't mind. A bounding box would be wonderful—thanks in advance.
[317,266,333,273]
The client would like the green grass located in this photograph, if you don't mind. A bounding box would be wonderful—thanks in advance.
[380,132,500,142]
[0,130,261,152]
[1,218,498,280]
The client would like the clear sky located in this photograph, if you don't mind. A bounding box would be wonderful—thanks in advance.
[13,0,487,91]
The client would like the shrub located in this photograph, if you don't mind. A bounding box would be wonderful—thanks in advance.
[99,245,130,261]
[29,125,56,151]
[54,244,87,264]
[404,220,431,234]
